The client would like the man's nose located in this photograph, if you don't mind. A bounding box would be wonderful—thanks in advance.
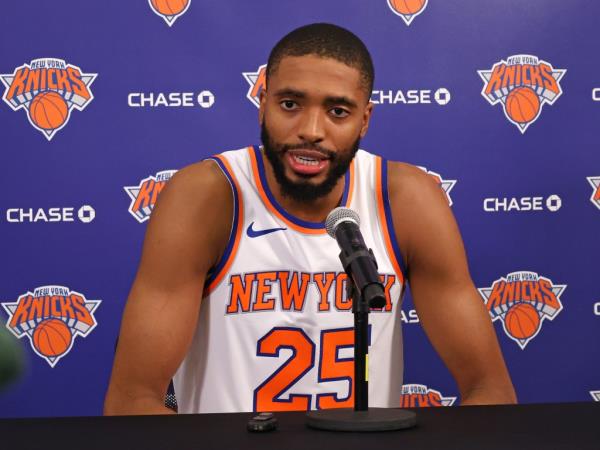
[297,108,325,143]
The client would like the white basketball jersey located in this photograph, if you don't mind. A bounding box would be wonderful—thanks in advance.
[173,146,407,413]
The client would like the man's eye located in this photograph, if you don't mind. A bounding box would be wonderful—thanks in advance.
[331,107,349,118]
[281,100,297,110]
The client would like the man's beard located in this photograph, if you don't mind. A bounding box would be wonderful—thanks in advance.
[260,122,360,204]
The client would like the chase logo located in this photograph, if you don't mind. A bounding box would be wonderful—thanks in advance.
[1,58,96,141]
[124,170,177,223]
[1,286,101,367]
[587,176,600,210]
[478,271,566,349]
[148,0,190,26]
[418,166,456,206]
[399,384,456,407]
[243,64,266,108]
[387,0,429,26]
[371,88,451,106]
[478,55,565,133]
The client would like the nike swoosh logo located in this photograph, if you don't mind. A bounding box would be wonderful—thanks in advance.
[246,221,287,238]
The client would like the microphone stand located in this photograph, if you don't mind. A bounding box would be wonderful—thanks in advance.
[306,250,417,431]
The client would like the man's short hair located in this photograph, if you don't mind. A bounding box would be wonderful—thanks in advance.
[266,23,375,98]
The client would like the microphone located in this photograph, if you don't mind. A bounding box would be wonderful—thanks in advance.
[325,207,386,309]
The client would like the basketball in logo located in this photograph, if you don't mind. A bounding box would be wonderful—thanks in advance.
[32,318,73,357]
[150,0,189,16]
[504,303,540,340]
[28,91,69,131]
[388,0,426,15]
[505,86,540,124]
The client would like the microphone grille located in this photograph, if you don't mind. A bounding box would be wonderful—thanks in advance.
[325,207,360,238]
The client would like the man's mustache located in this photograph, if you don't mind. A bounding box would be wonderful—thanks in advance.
[279,142,336,159]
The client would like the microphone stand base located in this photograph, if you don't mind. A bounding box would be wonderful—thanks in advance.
[306,407,417,432]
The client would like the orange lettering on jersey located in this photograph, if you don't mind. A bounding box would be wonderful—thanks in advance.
[335,273,352,311]
[278,272,309,311]
[316,328,354,409]
[253,272,277,311]
[227,273,256,313]
[314,272,335,312]
[381,274,396,312]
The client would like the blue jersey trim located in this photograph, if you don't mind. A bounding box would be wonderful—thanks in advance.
[204,156,240,286]
[381,158,408,278]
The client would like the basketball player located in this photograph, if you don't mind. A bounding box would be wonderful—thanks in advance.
[104,23,516,415]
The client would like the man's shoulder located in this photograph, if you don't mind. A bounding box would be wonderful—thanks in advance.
[385,159,448,208]
[170,145,253,194]
[159,150,249,212]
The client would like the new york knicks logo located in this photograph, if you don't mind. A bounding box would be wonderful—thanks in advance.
[1,58,96,141]
[243,64,266,108]
[1,285,101,367]
[478,55,565,133]
[148,0,190,26]
[399,384,456,407]
[387,0,429,26]
[587,176,600,210]
[478,271,566,349]
[125,170,177,223]
[418,166,456,206]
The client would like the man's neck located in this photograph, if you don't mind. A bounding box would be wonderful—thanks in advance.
[262,150,346,223]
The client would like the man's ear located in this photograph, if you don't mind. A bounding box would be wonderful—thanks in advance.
[259,89,267,125]
[359,101,374,138]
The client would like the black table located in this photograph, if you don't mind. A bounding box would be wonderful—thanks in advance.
[2,402,599,450]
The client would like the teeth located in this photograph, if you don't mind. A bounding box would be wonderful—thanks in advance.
[294,155,319,166]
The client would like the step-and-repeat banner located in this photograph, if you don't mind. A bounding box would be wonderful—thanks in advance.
[1,0,598,417]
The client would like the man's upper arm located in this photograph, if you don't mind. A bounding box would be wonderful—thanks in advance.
[104,159,232,414]
[388,162,516,404]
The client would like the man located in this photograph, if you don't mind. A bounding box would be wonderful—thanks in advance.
[104,23,516,415]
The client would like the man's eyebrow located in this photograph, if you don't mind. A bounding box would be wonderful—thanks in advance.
[324,96,358,109]
[273,89,358,108]
[273,88,305,98]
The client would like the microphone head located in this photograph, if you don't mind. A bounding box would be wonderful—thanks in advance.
[325,207,360,238]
